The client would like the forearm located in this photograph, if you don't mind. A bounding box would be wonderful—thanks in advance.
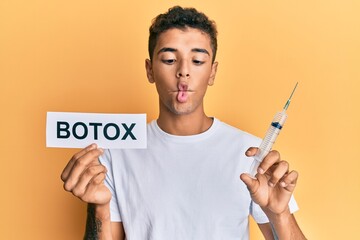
[84,203,112,240]
[264,208,306,240]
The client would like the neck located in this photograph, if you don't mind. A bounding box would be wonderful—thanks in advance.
[157,106,213,136]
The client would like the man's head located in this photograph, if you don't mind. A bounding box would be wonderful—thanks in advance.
[148,6,218,63]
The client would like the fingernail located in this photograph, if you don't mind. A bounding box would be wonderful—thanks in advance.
[258,168,264,174]
[268,182,275,187]
[280,181,286,187]
[98,148,104,153]
[245,150,251,155]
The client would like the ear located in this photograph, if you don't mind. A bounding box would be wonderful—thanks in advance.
[145,59,155,83]
[208,61,218,86]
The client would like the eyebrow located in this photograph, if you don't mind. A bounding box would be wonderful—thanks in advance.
[192,48,210,55]
[157,47,210,56]
[157,47,177,54]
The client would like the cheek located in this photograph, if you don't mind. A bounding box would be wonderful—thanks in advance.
[193,69,212,86]
[153,67,175,84]
[193,79,210,96]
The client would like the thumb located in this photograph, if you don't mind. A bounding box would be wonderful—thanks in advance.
[240,173,259,194]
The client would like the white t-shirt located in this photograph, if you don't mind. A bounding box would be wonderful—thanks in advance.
[99,118,298,240]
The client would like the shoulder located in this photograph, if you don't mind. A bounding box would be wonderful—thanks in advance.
[214,118,261,144]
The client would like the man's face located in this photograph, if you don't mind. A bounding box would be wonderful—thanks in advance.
[146,27,218,116]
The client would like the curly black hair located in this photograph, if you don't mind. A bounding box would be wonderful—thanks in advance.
[148,6,218,62]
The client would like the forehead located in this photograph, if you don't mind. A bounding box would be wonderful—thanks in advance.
[155,27,212,55]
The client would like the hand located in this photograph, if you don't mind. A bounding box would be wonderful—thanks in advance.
[240,147,298,215]
[61,144,111,205]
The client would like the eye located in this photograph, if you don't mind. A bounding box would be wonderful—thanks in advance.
[193,59,205,65]
[161,59,176,65]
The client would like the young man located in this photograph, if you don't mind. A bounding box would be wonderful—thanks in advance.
[61,6,306,240]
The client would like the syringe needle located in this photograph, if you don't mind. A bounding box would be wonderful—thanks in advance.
[283,82,298,110]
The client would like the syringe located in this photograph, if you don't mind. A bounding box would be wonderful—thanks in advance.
[249,82,298,178]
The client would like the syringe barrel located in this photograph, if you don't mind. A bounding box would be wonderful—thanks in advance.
[249,110,288,177]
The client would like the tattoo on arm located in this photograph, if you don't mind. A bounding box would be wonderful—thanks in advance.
[84,204,102,240]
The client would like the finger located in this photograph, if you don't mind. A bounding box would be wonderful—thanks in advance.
[61,144,97,181]
[279,170,298,192]
[240,173,259,194]
[245,147,258,157]
[71,164,107,197]
[63,148,104,192]
[81,173,109,204]
[258,150,281,174]
[91,172,107,185]
[268,160,289,187]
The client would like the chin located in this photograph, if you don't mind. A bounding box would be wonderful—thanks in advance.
[169,103,194,115]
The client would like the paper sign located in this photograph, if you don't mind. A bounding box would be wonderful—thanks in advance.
[46,112,147,149]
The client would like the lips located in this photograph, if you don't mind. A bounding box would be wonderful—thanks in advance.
[176,83,190,103]
[177,90,188,103]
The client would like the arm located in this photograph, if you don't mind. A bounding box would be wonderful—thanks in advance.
[84,204,125,240]
[258,214,306,240]
[240,147,307,240]
[258,223,275,240]
[263,211,305,240]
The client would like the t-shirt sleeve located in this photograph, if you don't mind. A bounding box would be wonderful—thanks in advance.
[99,149,122,222]
[250,195,299,224]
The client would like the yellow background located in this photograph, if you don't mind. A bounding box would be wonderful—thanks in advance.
[1,0,359,239]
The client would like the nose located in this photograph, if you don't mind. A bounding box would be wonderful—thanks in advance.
[176,72,190,78]
[176,61,190,79]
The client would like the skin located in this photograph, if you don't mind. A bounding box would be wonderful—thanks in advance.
[61,27,306,240]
